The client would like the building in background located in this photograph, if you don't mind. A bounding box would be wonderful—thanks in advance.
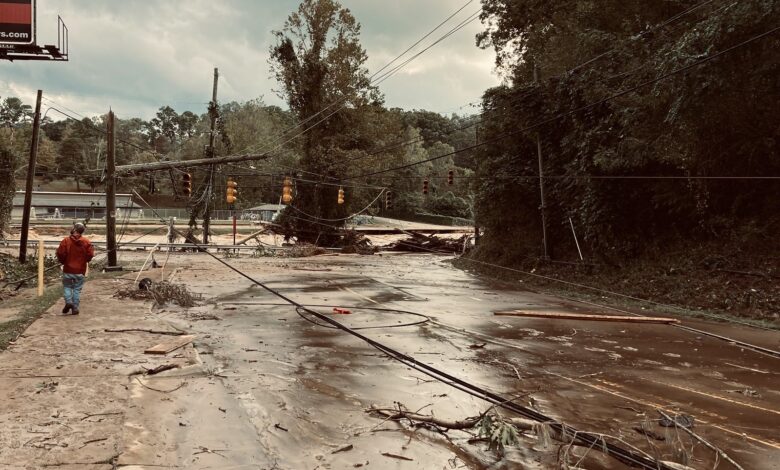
[11,191,142,220]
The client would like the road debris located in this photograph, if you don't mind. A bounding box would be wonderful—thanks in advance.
[144,335,195,355]
[115,281,197,307]
[385,232,468,253]
[494,310,680,324]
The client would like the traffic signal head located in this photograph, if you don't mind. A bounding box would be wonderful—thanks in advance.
[226,178,238,204]
[337,187,345,205]
[282,176,293,204]
[448,169,454,185]
[182,173,192,197]
[423,179,429,195]
[385,190,393,210]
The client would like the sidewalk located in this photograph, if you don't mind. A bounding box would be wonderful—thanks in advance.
[0,274,200,468]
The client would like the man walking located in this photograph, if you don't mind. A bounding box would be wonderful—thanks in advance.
[56,223,94,315]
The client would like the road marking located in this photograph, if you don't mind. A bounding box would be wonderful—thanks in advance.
[341,287,379,305]
[644,379,780,416]
[548,371,780,450]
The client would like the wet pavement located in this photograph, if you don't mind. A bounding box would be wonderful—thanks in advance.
[1,249,777,469]
[147,252,779,469]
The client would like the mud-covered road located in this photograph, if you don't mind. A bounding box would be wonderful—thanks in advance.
[1,250,778,469]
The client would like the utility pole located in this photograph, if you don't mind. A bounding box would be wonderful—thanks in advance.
[203,67,219,245]
[105,110,121,271]
[18,90,43,263]
[534,65,550,260]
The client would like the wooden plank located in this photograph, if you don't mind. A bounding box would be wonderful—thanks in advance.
[494,311,680,324]
[144,335,195,355]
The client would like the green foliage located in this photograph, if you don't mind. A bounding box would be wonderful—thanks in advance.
[477,413,520,454]
[0,136,15,235]
[474,0,780,259]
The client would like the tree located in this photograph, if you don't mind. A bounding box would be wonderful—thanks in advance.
[270,0,382,243]
[472,0,780,260]
[0,97,32,128]
[0,134,15,236]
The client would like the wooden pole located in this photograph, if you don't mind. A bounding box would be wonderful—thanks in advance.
[105,110,121,270]
[19,90,43,263]
[37,240,44,297]
[533,66,550,260]
[203,67,219,245]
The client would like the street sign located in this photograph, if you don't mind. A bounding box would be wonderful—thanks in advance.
[0,0,35,46]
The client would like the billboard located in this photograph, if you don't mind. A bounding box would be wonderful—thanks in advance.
[0,0,35,46]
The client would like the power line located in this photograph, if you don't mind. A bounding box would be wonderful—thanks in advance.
[314,0,730,177]
[343,24,780,181]
[226,3,482,165]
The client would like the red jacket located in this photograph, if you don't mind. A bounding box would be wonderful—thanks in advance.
[56,234,95,275]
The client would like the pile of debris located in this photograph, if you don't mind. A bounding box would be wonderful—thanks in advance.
[286,243,328,258]
[385,232,469,254]
[116,280,197,307]
[339,230,377,255]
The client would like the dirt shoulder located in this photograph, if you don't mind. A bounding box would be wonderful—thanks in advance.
[0,271,201,468]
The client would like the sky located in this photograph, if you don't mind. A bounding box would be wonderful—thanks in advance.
[0,0,500,121]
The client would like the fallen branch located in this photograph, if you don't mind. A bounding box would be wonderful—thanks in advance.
[381,452,413,461]
[145,364,180,375]
[105,328,185,336]
[79,437,108,449]
[657,410,745,470]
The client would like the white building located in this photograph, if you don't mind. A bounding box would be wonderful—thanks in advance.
[11,191,142,220]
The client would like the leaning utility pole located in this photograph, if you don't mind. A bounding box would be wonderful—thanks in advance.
[202,67,219,245]
[533,66,550,260]
[105,110,121,270]
[18,90,43,263]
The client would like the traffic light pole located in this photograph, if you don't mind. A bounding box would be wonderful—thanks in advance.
[18,90,43,263]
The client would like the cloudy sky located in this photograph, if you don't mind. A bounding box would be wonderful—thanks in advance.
[0,0,500,120]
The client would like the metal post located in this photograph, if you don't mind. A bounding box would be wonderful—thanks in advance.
[232,211,237,246]
[105,110,121,271]
[37,240,44,297]
[203,67,219,245]
[19,90,43,263]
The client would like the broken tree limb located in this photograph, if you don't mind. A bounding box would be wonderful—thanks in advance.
[657,410,745,470]
[236,228,271,246]
[381,452,413,461]
[105,328,185,336]
[494,311,680,324]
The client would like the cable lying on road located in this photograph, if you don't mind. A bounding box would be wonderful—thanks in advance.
[174,233,676,470]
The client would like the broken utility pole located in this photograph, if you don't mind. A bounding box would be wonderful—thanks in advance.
[104,110,121,271]
[203,67,219,245]
[18,90,43,263]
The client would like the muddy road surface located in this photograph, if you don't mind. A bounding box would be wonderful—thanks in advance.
[1,251,778,469]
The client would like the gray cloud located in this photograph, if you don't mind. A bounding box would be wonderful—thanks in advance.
[0,0,499,119]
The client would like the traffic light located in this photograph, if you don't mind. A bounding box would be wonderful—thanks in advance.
[337,187,345,205]
[423,179,429,195]
[448,169,454,186]
[385,191,393,211]
[226,178,238,205]
[182,173,192,197]
[282,176,293,204]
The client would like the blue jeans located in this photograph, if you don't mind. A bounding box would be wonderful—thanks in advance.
[62,273,85,308]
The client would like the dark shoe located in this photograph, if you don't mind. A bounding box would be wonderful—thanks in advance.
[71,307,80,315]
[62,303,72,314]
